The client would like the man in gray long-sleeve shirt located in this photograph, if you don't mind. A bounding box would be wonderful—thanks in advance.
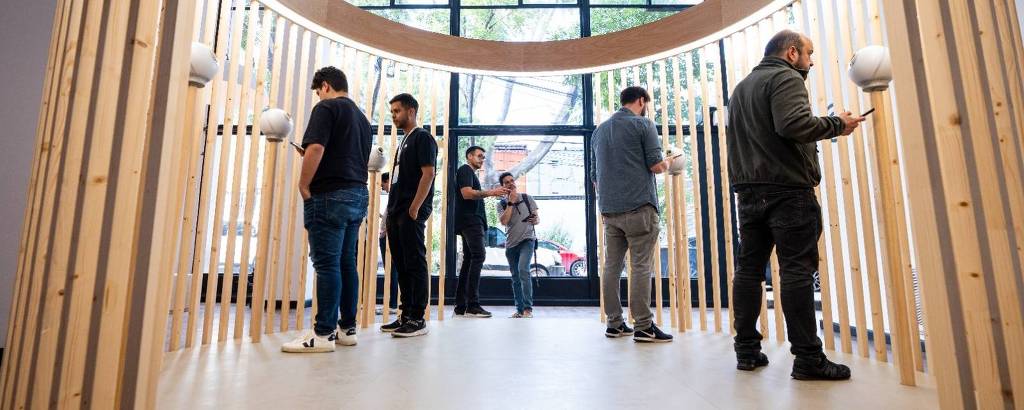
[727,30,862,379]
[592,86,674,343]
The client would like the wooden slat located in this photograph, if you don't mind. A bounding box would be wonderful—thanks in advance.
[815,0,854,353]
[281,29,313,333]
[684,51,708,332]
[878,0,973,402]
[670,55,690,331]
[55,0,140,404]
[800,0,836,352]
[185,0,235,348]
[644,62,663,326]
[6,0,77,399]
[423,68,435,322]
[200,1,245,345]
[26,0,108,403]
[251,15,288,343]
[699,46,723,333]
[717,35,738,336]
[265,23,300,336]
[437,72,451,320]
[219,3,262,341]
[658,60,678,330]
[750,21,771,339]
[851,0,892,362]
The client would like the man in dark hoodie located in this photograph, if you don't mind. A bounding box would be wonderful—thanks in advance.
[726,30,863,379]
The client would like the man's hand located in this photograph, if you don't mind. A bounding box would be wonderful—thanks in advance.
[299,185,312,201]
[837,111,866,136]
[487,187,510,197]
[408,204,419,220]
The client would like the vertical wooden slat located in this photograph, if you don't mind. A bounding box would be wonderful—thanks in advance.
[832,0,873,359]
[242,8,276,341]
[280,29,312,333]
[658,60,678,330]
[671,55,690,331]
[25,0,110,403]
[423,68,435,322]
[437,72,451,320]
[750,21,771,339]
[186,0,234,348]
[200,1,244,345]
[815,0,853,353]
[716,36,737,336]
[56,0,145,405]
[801,0,836,352]
[265,23,299,335]
[879,0,972,403]
[643,62,663,326]
[5,0,75,398]
[684,51,708,332]
[219,3,261,341]
[699,46,723,334]
[851,0,889,361]
[251,15,287,343]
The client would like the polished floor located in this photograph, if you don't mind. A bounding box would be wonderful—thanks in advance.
[158,307,937,409]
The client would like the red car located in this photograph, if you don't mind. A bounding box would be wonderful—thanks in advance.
[538,240,586,277]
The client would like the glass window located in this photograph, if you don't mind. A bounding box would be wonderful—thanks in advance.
[589,8,678,36]
[369,9,451,34]
[460,9,580,41]
[522,0,578,4]
[346,0,389,6]
[396,0,448,4]
[454,136,588,278]
[460,74,583,125]
[462,0,517,5]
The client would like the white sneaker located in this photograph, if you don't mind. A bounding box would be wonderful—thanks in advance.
[281,329,336,353]
[336,327,358,346]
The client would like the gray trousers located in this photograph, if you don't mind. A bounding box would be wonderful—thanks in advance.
[601,204,659,331]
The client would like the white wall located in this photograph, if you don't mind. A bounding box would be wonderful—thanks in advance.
[0,0,57,348]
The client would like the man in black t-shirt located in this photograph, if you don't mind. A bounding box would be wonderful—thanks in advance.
[380,93,438,338]
[282,66,371,353]
[453,147,508,318]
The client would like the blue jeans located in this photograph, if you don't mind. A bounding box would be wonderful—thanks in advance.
[506,239,535,313]
[304,187,368,336]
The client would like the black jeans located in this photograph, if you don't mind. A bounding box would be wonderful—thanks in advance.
[379,236,399,309]
[732,186,824,358]
[387,211,429,321]
[455,224,486,310]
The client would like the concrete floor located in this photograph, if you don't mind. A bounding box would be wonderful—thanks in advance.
[158,307,937,409]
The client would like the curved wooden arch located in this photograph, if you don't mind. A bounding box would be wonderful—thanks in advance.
[262,0,788,75]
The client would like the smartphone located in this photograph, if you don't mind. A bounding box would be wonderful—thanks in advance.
[288,140,305,154]
[861,108,875,117]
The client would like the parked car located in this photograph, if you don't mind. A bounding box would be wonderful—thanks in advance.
[454,226,567,276]
[538,240,586,277]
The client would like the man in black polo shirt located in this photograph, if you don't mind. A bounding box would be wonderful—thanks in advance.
[454,147,509,318]
[380,94,437,338]
[282,66,371,353]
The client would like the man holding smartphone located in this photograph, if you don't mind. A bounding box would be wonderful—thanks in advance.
[727,30,863,379]
[497,172,539,318]
[282,66,370,353]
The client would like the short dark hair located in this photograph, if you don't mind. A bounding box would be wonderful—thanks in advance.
[381,172,390,182]
[311,66,348,92]
[620,86,651,106]
[764,30,805,57]
[499,172,514,184]
[465,146,485,158]
[389,93,419,111]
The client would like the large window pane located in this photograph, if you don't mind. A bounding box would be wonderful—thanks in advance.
[460,9,580,41]
[455,136,588,277]
[369,9,451,34]
[590,8,678,36]
[460,74,583,125]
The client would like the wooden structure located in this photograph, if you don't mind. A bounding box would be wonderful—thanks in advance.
[2,0,1023,408]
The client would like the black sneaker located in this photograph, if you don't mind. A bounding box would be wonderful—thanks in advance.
[791,354,851,380]
[392,319,428,338]
[465,306,492,318]
[633,324,673,343]
[454,307,466,316]
[380,317,405,333]
[605,323,635,338]
[736,352,769,371]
